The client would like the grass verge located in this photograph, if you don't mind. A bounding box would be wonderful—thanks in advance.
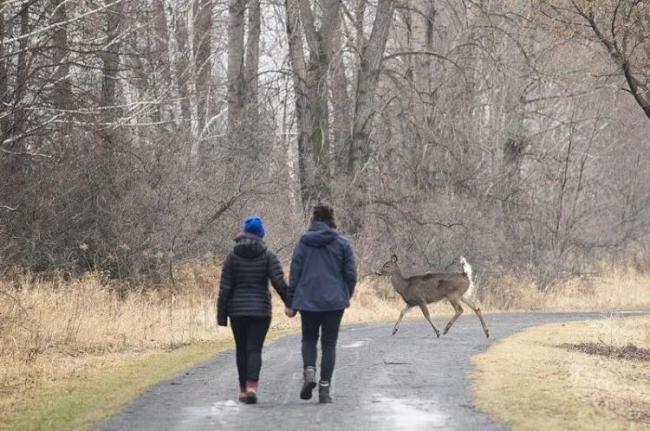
[2,329,295,431]
[471,315,650,431]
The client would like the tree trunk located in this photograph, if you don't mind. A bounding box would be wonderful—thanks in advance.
[284,0,341,210]
[226,0,246,164]
[348,0,395,175]
[173,7,192,125]
[52,0,71,112]
[101,0,123,131]
[412,0,435,121]
[153,0,173,122]
[51,0,71,153]
[193,0,213,142]
[226,0,262,179]
[284,0,311,209]
[345,0,366,171]
[0,0,8,141]
[345,0,396,234]
[305,45,331,203]
[501,137,524,256]
[244,0,260,132]
[11,3,30,150]
[330,21,351,175]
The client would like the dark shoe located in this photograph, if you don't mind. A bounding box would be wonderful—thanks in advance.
[238,384,247,402]
[245,381,258,404]
[300,366,317,400]
[318,381,332,404]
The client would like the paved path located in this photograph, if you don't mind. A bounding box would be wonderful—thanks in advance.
[98,311,644,430]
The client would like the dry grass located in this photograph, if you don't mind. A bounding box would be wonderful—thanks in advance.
[1,262,649,428]
[3,342,232,431]
[0,263,405,428]
[471,316,650,430]
[481,268,650,311]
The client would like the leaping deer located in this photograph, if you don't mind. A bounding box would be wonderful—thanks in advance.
[377,255,489,338]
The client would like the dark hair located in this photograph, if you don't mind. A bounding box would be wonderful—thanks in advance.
[312,204,337,229]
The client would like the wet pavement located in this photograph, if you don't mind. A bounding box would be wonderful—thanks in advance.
[98,311,645,430]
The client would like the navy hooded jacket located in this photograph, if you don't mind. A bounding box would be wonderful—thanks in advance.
[287,222,357,311]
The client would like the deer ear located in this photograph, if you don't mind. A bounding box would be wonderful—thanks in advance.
[391,254,398,263]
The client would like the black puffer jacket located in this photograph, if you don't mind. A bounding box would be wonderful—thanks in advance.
[217,234,289,325]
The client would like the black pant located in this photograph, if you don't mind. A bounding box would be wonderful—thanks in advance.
[230,316,271,388]
[300,310,344,382]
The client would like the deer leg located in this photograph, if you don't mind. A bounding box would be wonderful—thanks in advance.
[418,303,440,338]
[393,305,413,335]
[443,299,463,335]
[460,296,490,338]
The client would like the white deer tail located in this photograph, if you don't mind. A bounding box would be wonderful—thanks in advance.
[460,256,475,298]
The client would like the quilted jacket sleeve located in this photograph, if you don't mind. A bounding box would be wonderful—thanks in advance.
[216,254,234,326]
[267,251,289,306]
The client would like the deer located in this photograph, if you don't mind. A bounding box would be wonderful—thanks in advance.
[376,255,490,338]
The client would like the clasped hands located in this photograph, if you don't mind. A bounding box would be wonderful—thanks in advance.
[285,307,297,318]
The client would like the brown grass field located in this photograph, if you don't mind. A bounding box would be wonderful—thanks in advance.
[1,261,649,429]
[472,315,650,430]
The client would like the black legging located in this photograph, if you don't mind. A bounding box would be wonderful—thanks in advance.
[230,316,271,388]
[300,310,344,382]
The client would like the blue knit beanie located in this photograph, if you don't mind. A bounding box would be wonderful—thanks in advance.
[243,216,265,238]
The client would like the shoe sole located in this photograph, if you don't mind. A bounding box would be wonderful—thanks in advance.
[245,393,257,404]
[300,381,317,400]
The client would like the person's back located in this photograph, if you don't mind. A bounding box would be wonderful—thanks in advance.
[288,222,356,311]
[286,205,357,404]
[225,235,277,316]
[217,216,289,404]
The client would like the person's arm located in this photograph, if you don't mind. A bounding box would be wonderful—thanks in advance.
[342,240,357,298]
[216,254,234,326]
[287,242,303,308]
[267,251,289,306]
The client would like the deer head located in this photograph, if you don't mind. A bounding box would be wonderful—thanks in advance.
[376,254,400,276]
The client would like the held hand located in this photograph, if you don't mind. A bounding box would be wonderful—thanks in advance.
[285,307,297,318]
[216,314,227,327]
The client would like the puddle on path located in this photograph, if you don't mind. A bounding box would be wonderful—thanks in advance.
[173,400,241,430]
[370,395,449,430]
[341,340,370,349]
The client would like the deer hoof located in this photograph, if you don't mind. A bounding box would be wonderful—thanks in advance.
[392,328,398,336]
[435,331,441,338]
[485,330,490,338]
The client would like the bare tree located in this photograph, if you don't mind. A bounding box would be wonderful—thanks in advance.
[51,0,70,113]
[345,0,396,233]
[153,0,174,123]
[0,0,648,284]
[536,0,650,122]
[173,3,193,126]
[284,0,343,207]
[193,0,213,150]
[0,0,8,139]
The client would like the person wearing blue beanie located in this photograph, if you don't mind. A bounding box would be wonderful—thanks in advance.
[243,216,265,238]
[217,214,289,404]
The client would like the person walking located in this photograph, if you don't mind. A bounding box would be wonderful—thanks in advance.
[216,216,289,404]
[285,205,357,403]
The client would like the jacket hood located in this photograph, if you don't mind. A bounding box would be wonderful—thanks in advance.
[300,222,340,247]
[233,233,267,258]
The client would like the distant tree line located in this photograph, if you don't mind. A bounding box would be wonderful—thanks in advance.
[1,0,649,284]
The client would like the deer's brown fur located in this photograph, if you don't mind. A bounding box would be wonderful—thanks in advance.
[378,255,489,338]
